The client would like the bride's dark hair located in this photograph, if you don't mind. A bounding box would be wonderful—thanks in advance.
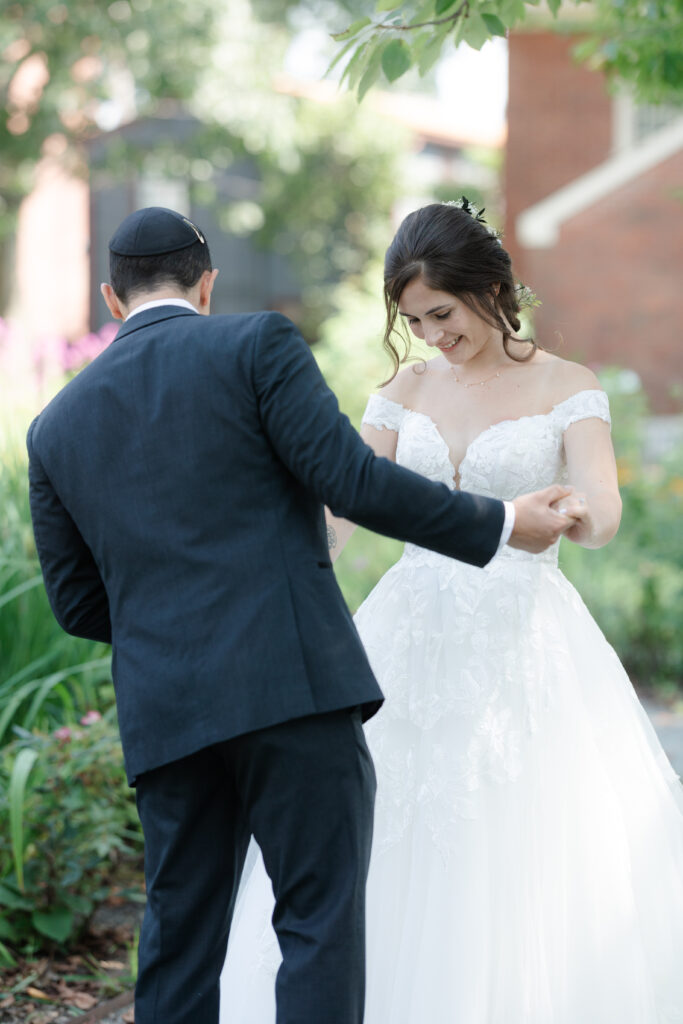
[382,201,537,383]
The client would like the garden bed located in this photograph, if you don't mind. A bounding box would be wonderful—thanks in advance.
[0,888,143,1024]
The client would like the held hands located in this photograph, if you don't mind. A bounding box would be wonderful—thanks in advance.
[550,490,592,545]
[509,485,583,553]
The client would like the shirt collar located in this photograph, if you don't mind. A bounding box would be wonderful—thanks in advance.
[125,298,198,321]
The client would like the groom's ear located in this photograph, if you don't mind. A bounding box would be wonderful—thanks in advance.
[197,268,219,315]
[100,283,126,321]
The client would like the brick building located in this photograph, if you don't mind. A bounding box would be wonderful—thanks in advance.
[505,31,683,413]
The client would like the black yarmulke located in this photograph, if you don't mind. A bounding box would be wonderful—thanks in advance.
[108,207,206,256]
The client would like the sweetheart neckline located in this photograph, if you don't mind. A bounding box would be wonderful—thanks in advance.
[374,388,606,489]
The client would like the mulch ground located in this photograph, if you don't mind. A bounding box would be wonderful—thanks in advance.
[0,896,144,1024]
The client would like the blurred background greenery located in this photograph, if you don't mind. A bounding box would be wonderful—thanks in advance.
[1,0,682,963]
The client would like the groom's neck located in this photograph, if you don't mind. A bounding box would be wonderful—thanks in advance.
[124,287,197,319]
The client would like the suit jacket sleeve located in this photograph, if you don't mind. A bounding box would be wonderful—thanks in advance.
[27,419,112,643]
[252,313,505,567]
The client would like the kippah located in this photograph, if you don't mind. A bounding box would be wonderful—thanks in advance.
[108,206,206,256]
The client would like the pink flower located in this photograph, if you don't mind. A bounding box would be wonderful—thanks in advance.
[80,710,102,726]
[54,726,72,742]
[61,323,117,372]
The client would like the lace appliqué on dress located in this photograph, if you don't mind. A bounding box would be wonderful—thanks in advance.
[361,393,407,433]
[555,388,611,431]
[356,388,614,860]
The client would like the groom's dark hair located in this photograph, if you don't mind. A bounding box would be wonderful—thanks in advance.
[110,238,212,304]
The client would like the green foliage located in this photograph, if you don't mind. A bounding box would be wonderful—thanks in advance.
[0,0,219,223]
[1,2,409,331]
[327,0,683,103]
[245,98,409,334]
[381,39,412,80]
[573,0,683,107]
[559,369,683,692]
[0,711,142,952]
[7,748,37,892]
[0,369,137,957]
[0,433,113,740]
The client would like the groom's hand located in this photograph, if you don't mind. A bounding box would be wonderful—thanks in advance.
[508,485,576,553]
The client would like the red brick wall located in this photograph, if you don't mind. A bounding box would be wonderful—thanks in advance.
[505,30,612,276]
[524,150,683,413]
[505,29,683,413]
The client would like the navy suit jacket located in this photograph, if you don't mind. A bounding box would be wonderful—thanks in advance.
[27,307,504,783]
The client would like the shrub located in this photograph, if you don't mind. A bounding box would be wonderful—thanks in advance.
[0,710,143,953]
[1,423,114,744]
[559,368,683,693]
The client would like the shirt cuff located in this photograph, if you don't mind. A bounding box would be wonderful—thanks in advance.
[496,501,516,552]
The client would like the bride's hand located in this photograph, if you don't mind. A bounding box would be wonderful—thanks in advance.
[509,484,577,553]
[550,491,586,519]
[551,491,592,544]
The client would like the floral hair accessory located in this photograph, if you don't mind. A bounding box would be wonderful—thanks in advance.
[447,195,501,240]
[516,282,541,309]
[446,197,539,309]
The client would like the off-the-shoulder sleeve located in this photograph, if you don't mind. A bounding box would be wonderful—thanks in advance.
[361,393,407,432]
[555,389,611,432]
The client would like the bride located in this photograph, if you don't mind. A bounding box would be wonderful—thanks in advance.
[220,201,683,1022]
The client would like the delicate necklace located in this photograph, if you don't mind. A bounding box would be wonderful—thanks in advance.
[449,365,503,389]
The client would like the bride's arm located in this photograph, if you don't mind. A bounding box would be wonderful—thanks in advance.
[560,417,622,549]
[326,421,399,563]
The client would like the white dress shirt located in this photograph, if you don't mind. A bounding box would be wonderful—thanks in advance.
[125,298,198,320]
[499,501,516,550]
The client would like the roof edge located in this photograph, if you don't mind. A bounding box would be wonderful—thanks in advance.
[516,116,683,249]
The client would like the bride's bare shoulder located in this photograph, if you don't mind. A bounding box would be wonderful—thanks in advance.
[535,351,603,403]
[377,360,432,407]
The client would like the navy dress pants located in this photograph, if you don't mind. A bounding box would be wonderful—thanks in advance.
[134,708,376,1024]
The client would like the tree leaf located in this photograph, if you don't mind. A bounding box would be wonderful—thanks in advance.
[341,40,371,90]
[498,0,527,22]
[358,41,387,101]
[331,16,371,42]
[327,31,366,74]
[376,0,399,11]
[414,22,453,75]
[547,0,562,13]
[8,748,38,892]
[435,0,459,13]
[461,12,490,50]
[31,907,74,944]
[381,39,412,82]
[26,986,50,1002]
[481,13,508,36]
[72,993,97,1010]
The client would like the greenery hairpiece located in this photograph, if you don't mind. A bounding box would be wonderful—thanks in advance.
[516,282,541,309]
[447,195,501,240]
[446,197,540,309]
[453,195,487,223]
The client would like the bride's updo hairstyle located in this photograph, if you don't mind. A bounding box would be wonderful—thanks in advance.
[382,200,536,382]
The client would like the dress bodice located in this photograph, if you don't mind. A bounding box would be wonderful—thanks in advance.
[362,389,611,569]
[362,388,611,500]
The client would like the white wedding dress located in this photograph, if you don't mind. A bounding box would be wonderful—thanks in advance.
[220,388,683,1023]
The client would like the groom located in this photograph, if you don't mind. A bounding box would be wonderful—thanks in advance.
[27,207,573,1024]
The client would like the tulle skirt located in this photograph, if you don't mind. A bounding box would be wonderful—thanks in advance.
[220,546,683,1023]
